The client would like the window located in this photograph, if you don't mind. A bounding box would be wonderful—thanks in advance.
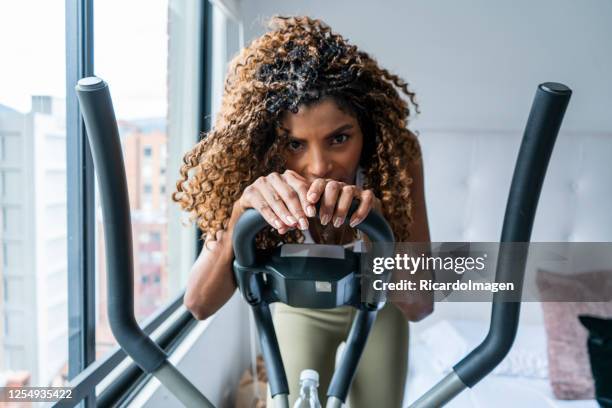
[92,0,204,369]
[0,0,68,388]
[142,163,153,178]
[93,0,173,359]
[210,0,243,119]
[3,0,223,404]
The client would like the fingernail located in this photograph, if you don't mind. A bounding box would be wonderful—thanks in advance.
[349,217,361,228]
[306,205,316,217]
[321,214,330,225]
[286,215,297,225]
[308,192,317,202]
[298,217,309,230]
[333,217,344,228]
[274,219,282,229]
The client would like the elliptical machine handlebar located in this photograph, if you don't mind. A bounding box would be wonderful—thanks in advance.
[232,200,395,267]
[408,82,572,407]
[75,77,214,408]
[232,201,396,408]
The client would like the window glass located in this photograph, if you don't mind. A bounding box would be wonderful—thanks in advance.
[0,0,69,387]
[93,0,174,360]
[211,2,243,119]
[93,0,220,368]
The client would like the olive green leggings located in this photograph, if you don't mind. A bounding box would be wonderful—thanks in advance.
[265,302,408,408]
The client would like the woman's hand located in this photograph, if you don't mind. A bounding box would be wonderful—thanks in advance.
[238,170,315,234]
[203,229,225,252]
[306,178,382,228]
[238,171,382,234]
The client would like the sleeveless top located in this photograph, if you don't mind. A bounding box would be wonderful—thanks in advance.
[302,167,365,252]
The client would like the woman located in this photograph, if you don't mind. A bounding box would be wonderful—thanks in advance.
[173,16,432,407]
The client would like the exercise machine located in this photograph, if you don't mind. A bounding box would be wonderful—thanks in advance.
[75,78,571,407]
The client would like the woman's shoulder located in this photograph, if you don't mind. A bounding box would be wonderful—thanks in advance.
[404,130,423,163]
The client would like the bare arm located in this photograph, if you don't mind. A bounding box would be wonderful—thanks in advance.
[183,202,246,320]
[390,151,434,321]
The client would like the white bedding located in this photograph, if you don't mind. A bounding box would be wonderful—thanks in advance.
[402,320,598,408]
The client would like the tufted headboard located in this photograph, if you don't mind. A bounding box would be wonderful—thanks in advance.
[421,130,612,242]
[418,129,612,324]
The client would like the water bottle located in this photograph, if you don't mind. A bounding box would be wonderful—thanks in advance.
[293,369,322,408]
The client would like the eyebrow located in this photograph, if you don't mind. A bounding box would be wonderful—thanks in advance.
[280,123,354,140]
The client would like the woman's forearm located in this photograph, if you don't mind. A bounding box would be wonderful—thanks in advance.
[183,241,236,320]
[183,202,246,320]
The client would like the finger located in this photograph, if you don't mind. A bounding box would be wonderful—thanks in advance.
[269,173,309,230]
[306,178,326,205]
[204,237,219,252]
[258,178,298,228]
[284,175,315,220]
[277,225,296,235]
[319,180,343,226]
[349,189,375,227]
[246,186,286,230]
[333,185,359,228]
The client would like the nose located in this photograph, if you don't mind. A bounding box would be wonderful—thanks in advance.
[307,148,332,180]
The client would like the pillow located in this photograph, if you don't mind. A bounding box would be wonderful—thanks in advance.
[536,269,612,400]
[579,315,612,408]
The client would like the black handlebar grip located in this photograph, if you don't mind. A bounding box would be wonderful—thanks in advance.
[454,82,572,387]
[75,77,167,374]
[327,310,377,402]
[232,200,394,267]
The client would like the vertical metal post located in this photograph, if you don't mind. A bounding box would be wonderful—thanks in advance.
[195,0,213,254]
[66,0,95,406]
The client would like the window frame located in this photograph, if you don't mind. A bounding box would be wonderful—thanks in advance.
[60,0,212,406]
[52,293,195,407]
[65,0,96,406]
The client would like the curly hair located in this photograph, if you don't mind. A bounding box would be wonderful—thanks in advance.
[172,15,422,249]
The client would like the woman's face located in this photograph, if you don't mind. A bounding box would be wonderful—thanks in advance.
[278,98,364,185]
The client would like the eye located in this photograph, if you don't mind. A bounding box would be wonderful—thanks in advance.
[287,140,304,152]
[331,133,350,145]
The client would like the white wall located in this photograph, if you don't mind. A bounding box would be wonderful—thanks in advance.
[241,0,612,134]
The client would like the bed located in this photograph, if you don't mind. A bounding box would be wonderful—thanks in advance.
[396,128,611,408]
[403,319,598,408]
